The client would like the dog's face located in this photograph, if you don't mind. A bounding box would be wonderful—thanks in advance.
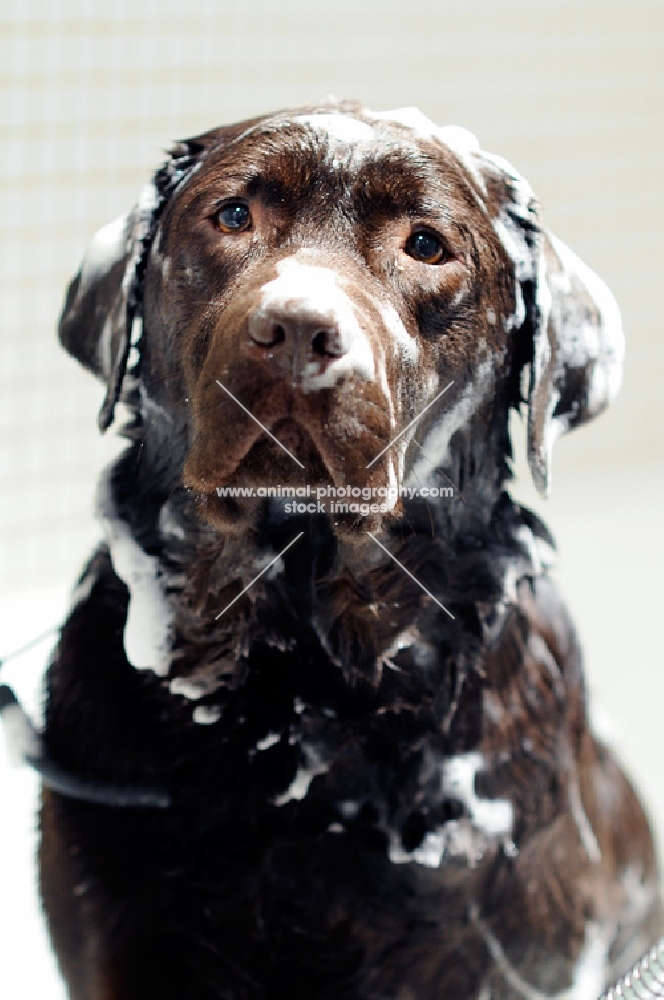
[148,109,517,516]
[59,102,624,529]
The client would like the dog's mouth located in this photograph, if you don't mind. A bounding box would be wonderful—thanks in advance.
[187,417,329,529]
[187,409,401,532]
[230,418,331,485]
[183,369,401,532]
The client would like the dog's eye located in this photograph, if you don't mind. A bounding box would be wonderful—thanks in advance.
[405,230,446,265]
[215,201,252,233]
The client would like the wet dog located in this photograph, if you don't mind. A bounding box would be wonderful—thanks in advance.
[41,101,661,999]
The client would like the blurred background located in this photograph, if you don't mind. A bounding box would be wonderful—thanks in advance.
[0,0,662,995]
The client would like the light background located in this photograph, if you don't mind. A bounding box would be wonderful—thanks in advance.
[0,1,662,996]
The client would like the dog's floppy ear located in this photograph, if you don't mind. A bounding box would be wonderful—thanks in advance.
[476,151,624,496]
[526,230,624,495]
[59,199,148,432]
[58,137,208,432]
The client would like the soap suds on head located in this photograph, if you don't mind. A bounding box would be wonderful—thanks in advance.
[293,107,488,197]
[370,107,485,190]
[294,113,375,145]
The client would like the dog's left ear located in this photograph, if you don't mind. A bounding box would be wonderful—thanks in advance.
[475,151,624,496]
[525,230,624,495]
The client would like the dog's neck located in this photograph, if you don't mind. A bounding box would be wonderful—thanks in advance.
[97,413,553,714]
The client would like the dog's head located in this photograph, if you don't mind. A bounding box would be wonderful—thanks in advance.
[59,101,623,528]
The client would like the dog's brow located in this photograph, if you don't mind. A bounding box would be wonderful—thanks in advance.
[227,144,335,210]
[245,172,303,207]
[352,154,450,218]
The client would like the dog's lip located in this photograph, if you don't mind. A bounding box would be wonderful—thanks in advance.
[185,416,335,494]
[240,417,334,480]
[184,374,397,497]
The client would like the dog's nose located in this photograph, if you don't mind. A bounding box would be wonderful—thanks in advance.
[245,259,373,389]
[248,304,349,362]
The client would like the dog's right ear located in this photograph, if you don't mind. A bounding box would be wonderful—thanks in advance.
[59,206,142,432]
[58,171,168,433]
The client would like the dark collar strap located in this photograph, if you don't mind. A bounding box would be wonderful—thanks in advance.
[0,684,170,809]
